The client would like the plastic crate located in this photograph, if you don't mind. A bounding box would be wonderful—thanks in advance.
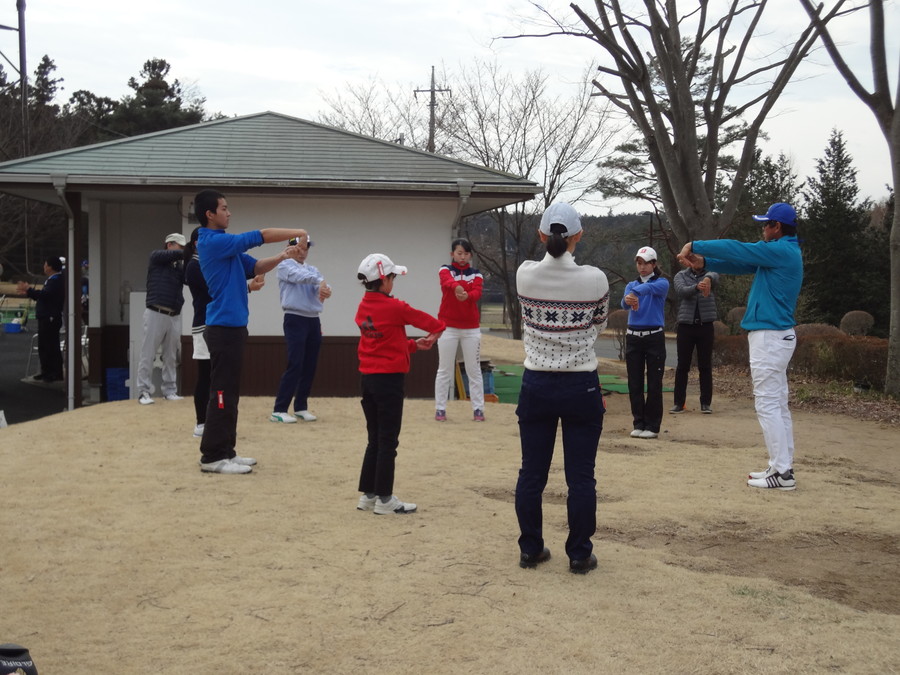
[459,364,496,397]
[105,367,129,401]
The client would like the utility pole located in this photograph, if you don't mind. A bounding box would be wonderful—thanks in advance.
[414,66,450,153]
[0,0,28,156]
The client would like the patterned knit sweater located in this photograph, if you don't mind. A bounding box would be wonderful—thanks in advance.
[516,251,610,372]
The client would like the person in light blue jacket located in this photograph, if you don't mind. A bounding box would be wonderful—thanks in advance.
[270,241,332,424]
[679,202,803,491]
[621,246,669,439]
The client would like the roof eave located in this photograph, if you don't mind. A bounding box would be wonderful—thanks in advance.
[0,174,541,211]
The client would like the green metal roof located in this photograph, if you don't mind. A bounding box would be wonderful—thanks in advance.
[0,111,540,197]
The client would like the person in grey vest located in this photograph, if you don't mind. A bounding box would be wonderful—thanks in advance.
[137,233,186,405]
[670,257,719,414]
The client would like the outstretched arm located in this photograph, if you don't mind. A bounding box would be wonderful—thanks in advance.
[259,228,308,245]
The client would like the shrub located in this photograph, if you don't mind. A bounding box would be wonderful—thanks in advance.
[713,331,888,391]
[792,333,887,390]
[840,311,875,336]
[725,306,746,334]
[712,333,748,367]
[712,321,729,338]
[793,323,843,339]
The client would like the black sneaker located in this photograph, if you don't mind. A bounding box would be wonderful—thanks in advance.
[700,405,712,414]
[669,405,685,414]
[519,547,551,569]
[569,553,598,574]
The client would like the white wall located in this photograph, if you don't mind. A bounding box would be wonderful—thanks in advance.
[92,193,461,337]
[98,201,186,327]
[179,194,458,337]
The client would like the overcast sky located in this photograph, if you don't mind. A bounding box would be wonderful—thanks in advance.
[2,0,896,214]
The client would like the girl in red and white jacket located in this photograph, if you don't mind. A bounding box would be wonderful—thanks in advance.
[434,238,485,422]
[354,253,444,516]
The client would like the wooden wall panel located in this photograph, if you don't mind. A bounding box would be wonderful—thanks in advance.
[179,335,438,399]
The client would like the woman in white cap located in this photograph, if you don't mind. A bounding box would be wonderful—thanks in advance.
[514,202,609,574]
[353,253,445,516]
[621,246,669,439]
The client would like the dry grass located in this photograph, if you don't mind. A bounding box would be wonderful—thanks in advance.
[2,332,899,674]
[709,364,900,426]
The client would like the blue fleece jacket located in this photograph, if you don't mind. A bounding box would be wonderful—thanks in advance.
[621,271,669,328]
[692,236,802,331]
[198,227,263,327]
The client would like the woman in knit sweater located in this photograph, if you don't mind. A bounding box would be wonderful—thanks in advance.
[514,202,609,575]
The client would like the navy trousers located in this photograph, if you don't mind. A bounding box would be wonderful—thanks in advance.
[37,316,63,380]
[515,369,604,562]
[273,314,322,413]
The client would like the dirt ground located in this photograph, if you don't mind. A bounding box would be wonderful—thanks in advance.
[1,334,898,674]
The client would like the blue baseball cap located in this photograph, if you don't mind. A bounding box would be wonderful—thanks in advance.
[752,203,797,226]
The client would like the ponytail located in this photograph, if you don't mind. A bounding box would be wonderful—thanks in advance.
[546,223,569,258]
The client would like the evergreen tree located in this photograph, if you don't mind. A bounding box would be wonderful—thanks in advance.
[801,129,870,326]
[106,58,205,136]
[714,148,803,324]
[0,57,211,278]
[857,189,893,334]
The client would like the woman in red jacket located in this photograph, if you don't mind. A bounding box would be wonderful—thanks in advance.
[433,238,485,422]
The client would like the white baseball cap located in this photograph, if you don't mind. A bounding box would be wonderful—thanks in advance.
[358,253,408,282]
[165,233,187,246]
[635,246,657,262]
[539,202,582,238]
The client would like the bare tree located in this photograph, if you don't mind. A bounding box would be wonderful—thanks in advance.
[319,60,622,338]
[521,1,852,243]
[443,61,620,337]
[797,0,899,396]
[318,76,439,150]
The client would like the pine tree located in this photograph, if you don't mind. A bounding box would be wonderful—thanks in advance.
[714,148,803,322]
[802,129,870,326]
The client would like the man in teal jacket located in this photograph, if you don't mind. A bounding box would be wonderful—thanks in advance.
[679,203,803,491]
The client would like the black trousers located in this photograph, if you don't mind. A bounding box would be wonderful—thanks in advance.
[358,373,405,497]
[673,322,715,408]
[200,326,247,464]
[625,331,666,433]
[37,316,63,379]
[194,359,211,425]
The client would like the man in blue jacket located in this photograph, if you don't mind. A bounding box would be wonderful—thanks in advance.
[679,203,803,491]
[194,189,309,475]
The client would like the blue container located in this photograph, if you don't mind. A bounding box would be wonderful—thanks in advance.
[3,322,23,333]
[105,367,129,401]
[461,369,495,396]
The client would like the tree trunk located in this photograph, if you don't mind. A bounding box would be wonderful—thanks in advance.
[884,144,900,397]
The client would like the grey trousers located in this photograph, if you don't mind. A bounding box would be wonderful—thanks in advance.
[137,308,180,397]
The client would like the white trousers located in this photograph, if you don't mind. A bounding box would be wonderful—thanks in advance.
[748,329,797,473]
[137,308,180,397]
[434,327,484,411]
